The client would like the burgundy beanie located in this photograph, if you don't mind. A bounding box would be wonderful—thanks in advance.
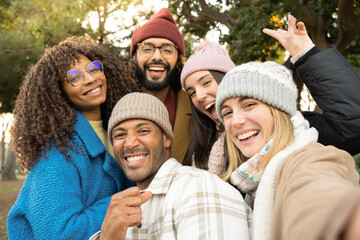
[130,8,184,57]
[180,41,235,88]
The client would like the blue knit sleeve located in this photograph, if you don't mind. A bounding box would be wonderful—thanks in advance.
[7,145,118,239]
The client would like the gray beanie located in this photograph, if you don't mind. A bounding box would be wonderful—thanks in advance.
[216,61,298,123]
[108,92,174,143]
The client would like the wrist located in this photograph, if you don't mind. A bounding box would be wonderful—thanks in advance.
[290,43,315,64]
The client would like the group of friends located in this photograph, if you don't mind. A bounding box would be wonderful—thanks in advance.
[6,8,360,240]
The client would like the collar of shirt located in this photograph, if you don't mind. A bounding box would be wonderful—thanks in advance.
[144,158,180,195]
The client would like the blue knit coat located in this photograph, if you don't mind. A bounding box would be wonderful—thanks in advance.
[7,112,134,239]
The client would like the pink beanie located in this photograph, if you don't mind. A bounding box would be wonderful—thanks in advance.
[180,41,235,88]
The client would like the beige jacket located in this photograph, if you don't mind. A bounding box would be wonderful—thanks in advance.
[271,142,360,240]
[170,90,193,163]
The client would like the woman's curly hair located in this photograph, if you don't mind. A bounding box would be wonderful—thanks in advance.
[11,35,142,171]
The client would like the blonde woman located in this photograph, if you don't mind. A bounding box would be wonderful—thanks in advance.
[180,15,360,182]
[216,60,360,240]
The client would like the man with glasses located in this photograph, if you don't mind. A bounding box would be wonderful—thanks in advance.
[130,8,192,163]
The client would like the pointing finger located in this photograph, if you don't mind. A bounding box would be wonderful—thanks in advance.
[287,15,297,33]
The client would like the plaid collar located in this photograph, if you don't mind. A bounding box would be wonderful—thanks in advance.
[144,158,180,195]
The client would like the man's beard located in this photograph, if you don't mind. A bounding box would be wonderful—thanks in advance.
[135,62,179,92]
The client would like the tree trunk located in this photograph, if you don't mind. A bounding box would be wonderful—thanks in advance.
[0,138,5,171]
[1,144,17,181]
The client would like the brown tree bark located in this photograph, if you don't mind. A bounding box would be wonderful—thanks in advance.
[1,145,17,181]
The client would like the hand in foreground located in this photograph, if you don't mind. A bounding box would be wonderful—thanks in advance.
[100,187,153,240]
[344,201,360,240]
[263,15,314,56]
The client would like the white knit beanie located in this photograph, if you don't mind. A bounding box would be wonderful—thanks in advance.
[216,61,298,123]
[180,41,236,88]
[108,92,174,143]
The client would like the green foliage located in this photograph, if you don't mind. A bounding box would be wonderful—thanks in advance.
[222,3,285,64]
[0,0,88,112]
[167,0,360,67]
[1,0,359,113]
[344,35,360,73]
[168,0,218,39]
[0,29,44,112]
[354,154,360,175]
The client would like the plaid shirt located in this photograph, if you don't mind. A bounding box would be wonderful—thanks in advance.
[90,158,251,239]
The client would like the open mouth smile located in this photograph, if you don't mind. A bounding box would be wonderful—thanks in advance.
[204,102,215,113]
[126,154,148,163]
[83,86,101,96]
[237,130,259,141]
[147,66,166,72]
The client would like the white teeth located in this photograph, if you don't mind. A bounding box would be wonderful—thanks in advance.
[148,67,165,71]
[205,102,215,110]
[237,130,259,140]
[127,155,146,163]
[86,87,100,95]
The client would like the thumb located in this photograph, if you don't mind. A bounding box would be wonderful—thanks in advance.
[140,191,153,204]
[296,21,307,32]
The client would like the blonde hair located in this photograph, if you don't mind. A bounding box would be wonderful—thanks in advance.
[220,133,242,181]
[222,106,294,181]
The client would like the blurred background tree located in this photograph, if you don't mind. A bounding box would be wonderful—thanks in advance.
[0,0,146,113]
[168,0,360,66]
[1,0,359,113]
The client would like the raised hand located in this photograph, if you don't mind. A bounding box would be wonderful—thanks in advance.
[263,15,314,56]
[99,187,153,240]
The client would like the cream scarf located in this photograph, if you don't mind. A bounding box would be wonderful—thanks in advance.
[230,111,319,240]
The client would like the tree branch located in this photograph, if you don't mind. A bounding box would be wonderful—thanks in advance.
[181,0,233,27]
[235,0,268,8]
[336,0,360,53]
[299,8,331,50]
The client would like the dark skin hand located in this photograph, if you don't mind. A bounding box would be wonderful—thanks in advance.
[100,187,153,240]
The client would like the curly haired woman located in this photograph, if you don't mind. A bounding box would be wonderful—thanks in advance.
[7,36,142,239]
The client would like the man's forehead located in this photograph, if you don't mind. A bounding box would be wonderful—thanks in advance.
[114,118,159,130]
[141,37,175,46]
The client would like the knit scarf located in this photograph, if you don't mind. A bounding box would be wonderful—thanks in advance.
[252,111,318,240]
[230,138,273,199]
[230,111,311,200]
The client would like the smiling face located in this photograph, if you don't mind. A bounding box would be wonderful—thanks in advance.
[185,71,220,124]
[134,38,178,92]
[221,97,274,158]
[112,119,171,190]
[62,55,107,120]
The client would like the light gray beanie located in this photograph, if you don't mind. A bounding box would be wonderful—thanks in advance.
[216,61,298,123]
[108,92,174,143]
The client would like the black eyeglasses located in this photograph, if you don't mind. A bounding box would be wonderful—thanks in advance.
[64,60,104,87]
[137,42,178,59]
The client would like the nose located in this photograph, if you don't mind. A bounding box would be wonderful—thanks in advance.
[151,47,163,60]
[231,109,246,127]
[124,135,139,150]
[83,71,96,85]
[196,88,207,102]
